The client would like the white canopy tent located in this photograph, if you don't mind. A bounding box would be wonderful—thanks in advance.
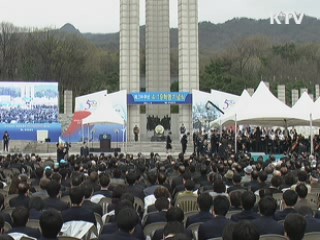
[291,92,315,125]
[291,92,316,153]
[233,81,300,127]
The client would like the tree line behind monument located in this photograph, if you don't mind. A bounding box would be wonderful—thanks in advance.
[1,18,320,107]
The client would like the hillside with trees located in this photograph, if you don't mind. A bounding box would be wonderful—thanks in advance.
[0,16,320,108]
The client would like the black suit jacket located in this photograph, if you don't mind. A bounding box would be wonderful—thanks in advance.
[185,211,213,228]
[152,228,192,240]
[144,211,167,226]
[93,189,113,198]
[44,197,69,211]
[127,185,145,200]
[230,209,260,222]
[99,230,139,240]
[82,199,103,216]
[198,216,230,240]
[62,206,96,225]
[9,194,30,208]
[305,216,320,233]
[9,226,41,239]
[274,208,297,221]
[101,223,145,240]
[252,216,284,235]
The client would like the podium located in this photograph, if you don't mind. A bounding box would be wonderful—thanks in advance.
[99,134,111,152]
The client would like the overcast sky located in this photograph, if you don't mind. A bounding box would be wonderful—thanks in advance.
[1,0,319,33]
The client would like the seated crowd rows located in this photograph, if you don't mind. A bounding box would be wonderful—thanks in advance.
[0,150,318,240]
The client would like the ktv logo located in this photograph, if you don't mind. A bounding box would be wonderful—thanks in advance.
[270,12,304,25]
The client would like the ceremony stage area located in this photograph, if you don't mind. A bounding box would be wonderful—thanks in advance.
[4,140,196,160]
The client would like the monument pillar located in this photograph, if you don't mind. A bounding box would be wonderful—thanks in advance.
[178,0,199,134]
[120,0,140,141]
[145,0,171,124]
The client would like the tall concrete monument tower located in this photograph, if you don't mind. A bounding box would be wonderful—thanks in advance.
[146,0,171,117]
[120,0,199,140]
[120,0,140,141]
[178,0,199,133]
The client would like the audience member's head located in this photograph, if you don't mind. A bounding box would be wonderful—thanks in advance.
[71,172,84,187]
[241,191,256,211]
[116,208,139,233]
[283,190,298,207]
[232,221,260,240]
[213,179,226,193]
[297,171,308,182]
[295,183,308,199]
[213,196,230,216]
[46,180,61,198]
[154,187,171,199]
[81,182,94,199]
[40,209,63,238]
[229,190,242,209]
[197,193,212,212]
[17,182,29,195]
[155,197,170,212]
[184,180,195,191]
[12,207,29,227]
[166,207,184,223]
[284,214,306,240]
[69,186,84,205]
[39,178,50,190]
[258,196,277,217]
[222,222,236,240]
[99,173,110,188]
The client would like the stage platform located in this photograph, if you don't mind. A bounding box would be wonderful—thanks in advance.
[3,140,195,161]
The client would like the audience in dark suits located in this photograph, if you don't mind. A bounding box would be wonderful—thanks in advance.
[232,221,260,240]
[61,186,96,225]
[81,182,103,216]
[284,213,306,240]
[100,207,140,240]
[29,196,44,220]
[274,190,298,221]
[39,209,63,240]
[9,182,30,208]
[8,207,41,239]
[297,206,320,233]
[185,193,213,228]
[198,196,231,240]
[144,197,168,226]
[44,179,69,211]
[231,191,260,222]
[92,173,112,198]
[252,196,284,235]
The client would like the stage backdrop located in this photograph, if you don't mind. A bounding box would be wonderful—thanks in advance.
[0,82,61,141]
[62,90,127,143]
[192,89,239,132]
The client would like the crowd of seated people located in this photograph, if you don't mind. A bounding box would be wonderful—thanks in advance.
[0,145,318,240]
[0,105,59,124]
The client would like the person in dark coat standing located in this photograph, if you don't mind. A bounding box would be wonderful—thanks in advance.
[181,134,188,154]
[166,132,172,153]
[3,131,9,152]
